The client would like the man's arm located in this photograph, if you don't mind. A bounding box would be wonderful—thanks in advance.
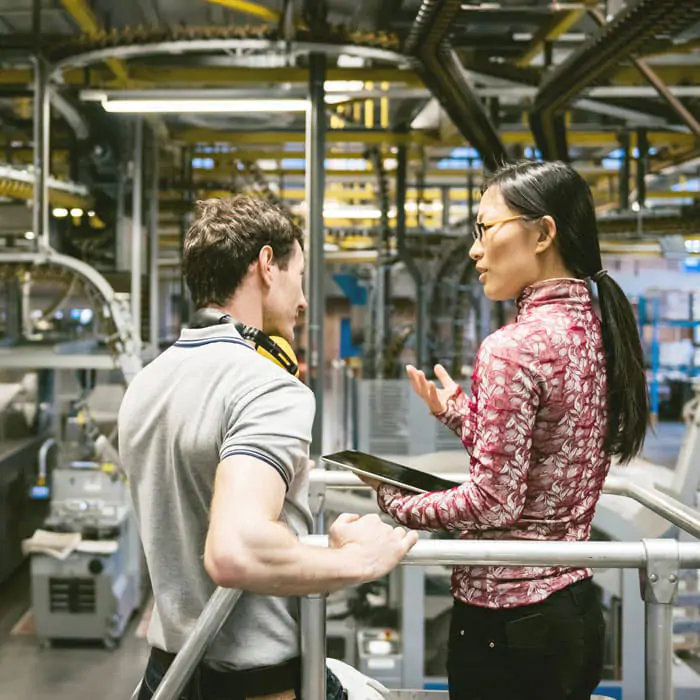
[204,454,417,595]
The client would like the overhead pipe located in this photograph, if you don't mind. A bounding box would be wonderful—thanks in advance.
[530,0,700,160]
[588,7,700,140]
[49,89,89,141]
[405,0,507,172]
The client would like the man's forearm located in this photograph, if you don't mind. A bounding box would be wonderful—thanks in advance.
[204,520,364,595]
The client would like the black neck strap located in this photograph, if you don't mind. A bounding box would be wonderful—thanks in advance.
[189,309,299,377]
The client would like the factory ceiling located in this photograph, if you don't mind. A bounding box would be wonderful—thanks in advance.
[0,0,699,263]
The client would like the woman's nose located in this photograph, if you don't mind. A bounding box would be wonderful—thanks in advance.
[469,238,483,261]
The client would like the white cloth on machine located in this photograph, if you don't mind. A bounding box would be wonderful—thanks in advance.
[326,658,393,700]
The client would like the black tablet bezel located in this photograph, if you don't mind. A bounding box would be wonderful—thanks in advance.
[321,450,461,494]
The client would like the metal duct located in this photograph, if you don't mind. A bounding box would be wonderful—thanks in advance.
[530,0,700,160]
[406,0,507,171]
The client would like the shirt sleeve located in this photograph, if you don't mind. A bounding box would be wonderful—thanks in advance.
[219,377,316,491]
[376,334,541,532]
[434,386,476,445]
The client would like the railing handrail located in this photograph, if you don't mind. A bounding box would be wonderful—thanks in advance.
[303,535,700,569]
[147,476,700,700]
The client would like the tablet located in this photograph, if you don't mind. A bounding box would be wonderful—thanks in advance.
[321,450,461,494]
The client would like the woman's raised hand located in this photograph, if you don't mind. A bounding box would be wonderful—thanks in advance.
[406,363,459,415]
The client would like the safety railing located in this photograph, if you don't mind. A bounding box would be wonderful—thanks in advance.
[142,473,700,700]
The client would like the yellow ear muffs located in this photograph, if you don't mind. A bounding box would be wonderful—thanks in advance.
[257,336,300,378]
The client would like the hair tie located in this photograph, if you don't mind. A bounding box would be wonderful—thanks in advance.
[592,269,608,283]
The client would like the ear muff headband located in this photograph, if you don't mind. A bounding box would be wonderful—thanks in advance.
[190,309,299,377]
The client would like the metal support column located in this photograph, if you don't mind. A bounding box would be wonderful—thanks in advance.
[641,539,680,700]
[621,567,646,699]
[32,0,50,248]
[401,565,426,689]
[441,186,450,229]
[180,147,193,328]
[300,595,327,700]
[396,145,424,370]
[131,118,143,346]
[637,127,648,210]
[116,164,126,269]
[149,128,160,352]
[306,53,326,456]
[619,131,630,212]
[467,159,475,226]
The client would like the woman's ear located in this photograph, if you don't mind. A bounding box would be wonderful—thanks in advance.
[535,215,557,254]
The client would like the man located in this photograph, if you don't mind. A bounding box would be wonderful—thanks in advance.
[119,195,417,700]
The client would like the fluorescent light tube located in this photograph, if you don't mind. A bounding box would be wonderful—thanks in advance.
[101,99,309,114]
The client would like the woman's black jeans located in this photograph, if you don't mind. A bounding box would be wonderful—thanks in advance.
[447,578,605,700]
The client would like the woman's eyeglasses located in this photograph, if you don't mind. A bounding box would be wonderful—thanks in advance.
[472,214,534,243]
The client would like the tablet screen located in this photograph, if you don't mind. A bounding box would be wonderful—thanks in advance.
[321,450,461,494]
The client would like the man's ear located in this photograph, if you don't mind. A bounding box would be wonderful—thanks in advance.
[535,215,557,254]
[257,245,275,285]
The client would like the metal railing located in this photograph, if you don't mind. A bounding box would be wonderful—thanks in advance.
[142,472,700,700]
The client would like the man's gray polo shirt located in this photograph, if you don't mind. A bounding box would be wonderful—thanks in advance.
[118,323,315,670]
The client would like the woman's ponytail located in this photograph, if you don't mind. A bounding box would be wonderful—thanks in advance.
[596,273,650,463]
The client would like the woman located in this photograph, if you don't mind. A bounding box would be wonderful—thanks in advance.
[367,160,649,700]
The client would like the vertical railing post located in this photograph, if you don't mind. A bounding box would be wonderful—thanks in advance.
[641,539,680,700]
[301,594,327,700]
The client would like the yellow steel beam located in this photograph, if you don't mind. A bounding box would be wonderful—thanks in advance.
[173,127,696,150]
[172,128,447,146]
[0,65,422,89]
[516,8,588,67]
[205,0,281,22]
[60,0,129,85]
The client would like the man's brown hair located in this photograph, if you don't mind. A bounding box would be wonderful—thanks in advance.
[182,195,304,308]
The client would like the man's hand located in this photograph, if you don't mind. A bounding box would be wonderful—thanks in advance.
[329,513,418,581]
[406,363,459,415]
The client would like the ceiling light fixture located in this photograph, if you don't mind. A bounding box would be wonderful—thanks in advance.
[100,98,310,114]
[324,80,364,92]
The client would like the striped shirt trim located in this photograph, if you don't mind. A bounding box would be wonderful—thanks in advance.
[220,448,291,491]
[174,337,253,350]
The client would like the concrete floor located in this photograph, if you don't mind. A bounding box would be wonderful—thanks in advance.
[0,562,150,700]
[0,421,691,698]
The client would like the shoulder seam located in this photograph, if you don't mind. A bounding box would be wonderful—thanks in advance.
[220,448,291,492]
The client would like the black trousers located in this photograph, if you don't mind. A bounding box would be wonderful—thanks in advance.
[447,578,605,700]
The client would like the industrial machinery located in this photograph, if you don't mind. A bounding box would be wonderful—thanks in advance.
[357,628,403,689]
[26,398,143,648]
[0,378,48,585]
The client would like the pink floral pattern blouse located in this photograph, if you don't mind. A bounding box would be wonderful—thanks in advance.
[377,279,610,609]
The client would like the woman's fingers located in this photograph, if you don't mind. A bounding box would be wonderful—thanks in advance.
[408,365,445,412]
[426,382,443,413]
[434,363,457,390]
[407,366,432,403]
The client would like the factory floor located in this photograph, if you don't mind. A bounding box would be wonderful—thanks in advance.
[0,421,692,699]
